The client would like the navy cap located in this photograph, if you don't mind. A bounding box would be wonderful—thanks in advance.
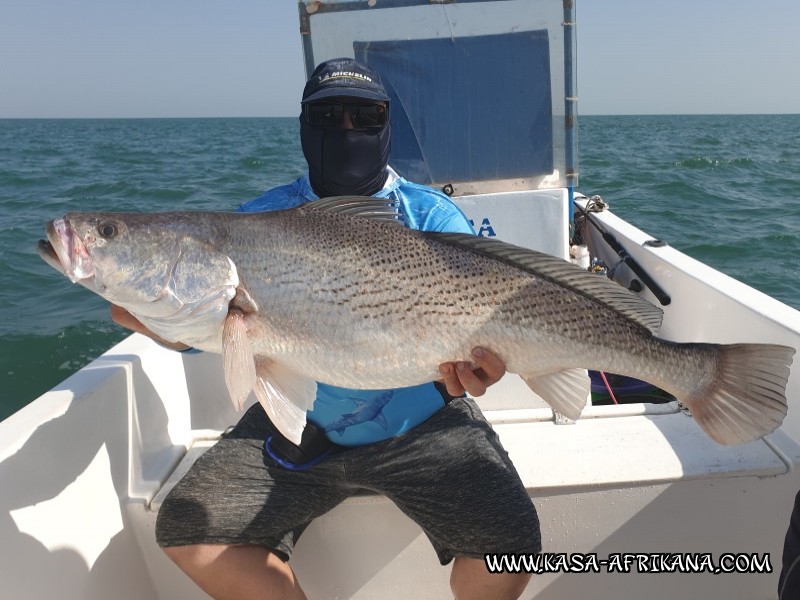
[301,58,390,104]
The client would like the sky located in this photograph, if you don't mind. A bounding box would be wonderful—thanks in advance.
[1,0,798,118]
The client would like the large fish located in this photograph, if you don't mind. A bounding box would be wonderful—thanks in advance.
[38,197,793,445]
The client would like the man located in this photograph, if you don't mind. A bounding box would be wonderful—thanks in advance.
[115,58,539,599]
[780,489,800,598]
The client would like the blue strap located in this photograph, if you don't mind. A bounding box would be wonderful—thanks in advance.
[262,435,334,471]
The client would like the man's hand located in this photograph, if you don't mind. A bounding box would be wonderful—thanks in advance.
[110,304,191,351]
[438,347,506,398]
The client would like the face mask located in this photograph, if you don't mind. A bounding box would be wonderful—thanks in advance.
[300,116,391,198]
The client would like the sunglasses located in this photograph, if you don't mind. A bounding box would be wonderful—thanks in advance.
[304,102,388,129]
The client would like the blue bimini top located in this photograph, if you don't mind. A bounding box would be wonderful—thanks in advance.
[239,167,475,446]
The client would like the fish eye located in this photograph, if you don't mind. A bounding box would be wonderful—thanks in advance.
[98,222,118,239]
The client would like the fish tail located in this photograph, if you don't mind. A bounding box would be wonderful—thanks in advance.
[682,343,794,445]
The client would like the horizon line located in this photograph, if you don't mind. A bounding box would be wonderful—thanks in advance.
[1,112,799,120]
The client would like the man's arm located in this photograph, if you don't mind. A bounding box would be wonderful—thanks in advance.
[110,305,191,351]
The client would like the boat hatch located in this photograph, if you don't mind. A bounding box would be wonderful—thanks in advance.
[298,0,577,196]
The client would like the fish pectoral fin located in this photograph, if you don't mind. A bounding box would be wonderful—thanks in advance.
[221,307,316,445]
[222,308,257,411]
[231,284,259,313]
[521,369,590,421]
[346,396,370,408]
[252,357,317,446]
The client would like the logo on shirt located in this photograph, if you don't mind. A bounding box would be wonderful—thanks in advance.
[470,217,497,237]
[323,391,394,437]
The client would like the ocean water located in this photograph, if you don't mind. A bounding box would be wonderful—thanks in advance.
[1,114,799,421]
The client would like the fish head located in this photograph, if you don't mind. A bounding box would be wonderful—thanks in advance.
[38,212,239,319]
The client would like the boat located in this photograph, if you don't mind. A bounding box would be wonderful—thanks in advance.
[3,1,799,598]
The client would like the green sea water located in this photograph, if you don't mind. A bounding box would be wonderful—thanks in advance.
[1,115,799,421]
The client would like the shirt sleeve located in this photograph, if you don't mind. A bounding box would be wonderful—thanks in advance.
[238,179,308,213]
[393,181,476,235]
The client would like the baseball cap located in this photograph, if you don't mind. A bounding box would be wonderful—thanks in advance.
[301,58,390,104]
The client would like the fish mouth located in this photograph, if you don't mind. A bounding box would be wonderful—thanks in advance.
[37,238,63,273]
[38,218,95,282]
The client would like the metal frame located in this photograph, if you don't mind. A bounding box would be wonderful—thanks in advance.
[298,0,579,196]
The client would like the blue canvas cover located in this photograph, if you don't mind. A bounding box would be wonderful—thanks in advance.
[354,32,553,185]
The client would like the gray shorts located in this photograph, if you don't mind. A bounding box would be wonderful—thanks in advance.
[156,397,540,565]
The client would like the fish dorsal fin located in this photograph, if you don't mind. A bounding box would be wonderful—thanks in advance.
[429,233,664,334]
[299,195,404,225]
